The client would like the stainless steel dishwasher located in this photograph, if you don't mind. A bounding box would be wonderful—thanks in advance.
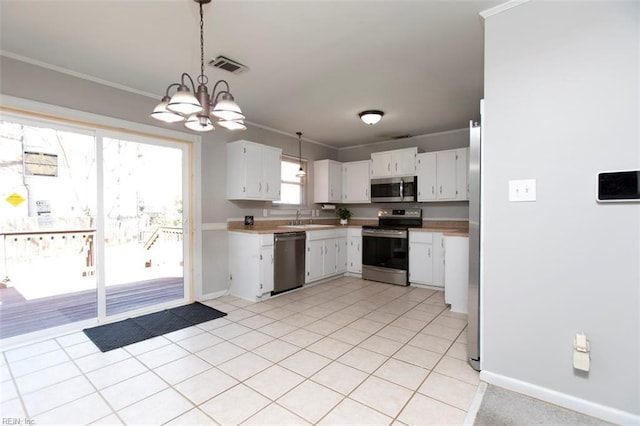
[273,232,306,295]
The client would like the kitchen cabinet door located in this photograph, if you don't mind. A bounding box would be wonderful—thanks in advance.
[409,240,433,284]
[436,150,457,200]
[227,140,282,201]
[416,152,437,201]
[370,152,393,178]
[336,237,347,273]
[259,244,274,295]
[343,160,370,203]
[262,146,282,201]
[306,239,324,283]
[228,231,261,301]
[371,148,417,178]
[434,233,445,287]
[393,148,417,176]
[314,159,343,203]
[324,239,338,275]
[347,229,362,274]
[455,148,469,201]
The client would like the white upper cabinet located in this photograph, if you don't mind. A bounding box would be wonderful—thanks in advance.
[416,148,469,202]
[416,152,437,201]
[314,159,343,203]
[437,150,458,200]
[370,147,417,178]
[227,140,282,201]
[262,146,283,200]
[342,160,371,203]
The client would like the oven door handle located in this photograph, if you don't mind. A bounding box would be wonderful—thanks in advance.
[400,179,404,200]
[362,229,407,238]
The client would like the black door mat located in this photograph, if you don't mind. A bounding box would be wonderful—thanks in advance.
[83,302,226,352]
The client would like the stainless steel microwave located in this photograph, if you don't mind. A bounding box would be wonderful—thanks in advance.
[370,176,418,202]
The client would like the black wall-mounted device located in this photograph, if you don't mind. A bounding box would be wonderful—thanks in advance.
[597,170,640,202]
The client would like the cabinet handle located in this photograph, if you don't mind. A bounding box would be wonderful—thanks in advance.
[266,183,270,193]
[395,162,398,172]
[428,248,431,257]
[439,185,442,194]
[432,186,435,195]
[387,163,390,172]
[259,182,262,192]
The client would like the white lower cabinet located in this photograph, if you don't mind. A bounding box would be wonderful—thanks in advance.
[228,232,274,301]
[408,231,443,287]
[305,229,347,283]
[444,236,469,314]
[260,244,274,294]
[347,228,362,274]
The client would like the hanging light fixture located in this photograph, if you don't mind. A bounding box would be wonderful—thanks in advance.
[150,0,246,132]
[296,131,306,177]
[359,110,384,125]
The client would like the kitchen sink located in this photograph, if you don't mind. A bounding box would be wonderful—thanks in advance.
[277,224,336,229]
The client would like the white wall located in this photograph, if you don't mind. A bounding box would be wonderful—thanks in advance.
[482,0,639,420]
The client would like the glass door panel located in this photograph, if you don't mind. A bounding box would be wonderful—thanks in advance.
[102,137,185,316]
[0,120,97,339]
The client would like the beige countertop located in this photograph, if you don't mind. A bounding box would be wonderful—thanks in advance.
[227,219,468,237]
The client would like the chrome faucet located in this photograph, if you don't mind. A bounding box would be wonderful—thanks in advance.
[295,209,301,225]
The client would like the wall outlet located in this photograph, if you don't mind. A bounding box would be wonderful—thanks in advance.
[509,179,536,202]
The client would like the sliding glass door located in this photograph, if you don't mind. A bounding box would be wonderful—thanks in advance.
[101,136,186,317]
[0,115,191,340]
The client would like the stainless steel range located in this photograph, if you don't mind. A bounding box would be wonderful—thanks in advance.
[362,208,423,286]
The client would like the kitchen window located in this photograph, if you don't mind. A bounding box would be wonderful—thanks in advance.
[274,156,306,206]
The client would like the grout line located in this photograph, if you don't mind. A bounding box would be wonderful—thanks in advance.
[3,278,478,425]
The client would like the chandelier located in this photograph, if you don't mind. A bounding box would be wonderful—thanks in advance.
[150,0,246,132]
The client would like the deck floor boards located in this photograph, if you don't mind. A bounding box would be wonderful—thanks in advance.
[0,278,184,339]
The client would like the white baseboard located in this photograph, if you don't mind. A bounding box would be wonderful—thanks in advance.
[198,289,229,301]
[480,370,640,425]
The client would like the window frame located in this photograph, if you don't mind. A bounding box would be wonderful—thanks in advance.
[273,154,307,207]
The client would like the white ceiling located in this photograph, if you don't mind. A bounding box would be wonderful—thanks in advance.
[0,0,502,148]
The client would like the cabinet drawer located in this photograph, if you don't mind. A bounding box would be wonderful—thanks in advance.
[347,228,362,238]
[306,229,338,241]
[409,231,433,243]
[259,233,274,246]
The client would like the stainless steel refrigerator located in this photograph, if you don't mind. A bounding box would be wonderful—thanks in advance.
[467,120,481,371]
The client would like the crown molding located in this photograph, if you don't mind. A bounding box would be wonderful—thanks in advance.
[480,0,530,20]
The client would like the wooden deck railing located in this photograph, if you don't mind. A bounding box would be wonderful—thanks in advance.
[0,229,96,283]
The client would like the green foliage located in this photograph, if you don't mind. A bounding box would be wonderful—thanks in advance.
[336,207,352,220]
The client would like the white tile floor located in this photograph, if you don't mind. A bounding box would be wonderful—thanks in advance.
[0,276,480,425]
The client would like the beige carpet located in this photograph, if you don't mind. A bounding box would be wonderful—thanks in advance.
[473,384,614,426]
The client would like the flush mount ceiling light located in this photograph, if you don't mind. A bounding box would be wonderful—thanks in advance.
[296,131,306,177]
[359,110,384,125]
[150,0,246,132]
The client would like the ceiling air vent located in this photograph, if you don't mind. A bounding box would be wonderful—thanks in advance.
[208,56,249,74]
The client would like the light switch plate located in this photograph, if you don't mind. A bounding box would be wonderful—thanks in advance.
[509,179,536,202]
